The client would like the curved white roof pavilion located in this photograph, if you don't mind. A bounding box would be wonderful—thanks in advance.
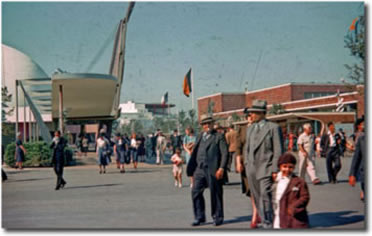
[51,72,120,120]
[1,44,51,109]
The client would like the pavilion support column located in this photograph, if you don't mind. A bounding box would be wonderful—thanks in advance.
[23,92,26,142]
[15,80,19,140]
[59,85,64,135]
[29,102,32,142]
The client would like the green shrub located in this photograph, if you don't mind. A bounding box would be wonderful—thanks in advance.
[4,141,75,167]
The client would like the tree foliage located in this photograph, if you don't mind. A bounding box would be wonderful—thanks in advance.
[344,15,365,84]
[269,104,286,115]
[2,86,15,136]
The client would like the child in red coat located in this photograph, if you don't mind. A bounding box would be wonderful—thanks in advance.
[272,152,310,229]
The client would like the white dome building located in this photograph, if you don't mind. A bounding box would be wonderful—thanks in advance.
[1,44,51,111]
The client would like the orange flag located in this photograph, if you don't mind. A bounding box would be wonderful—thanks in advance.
[349,17,359,31]
[183,68,192,97]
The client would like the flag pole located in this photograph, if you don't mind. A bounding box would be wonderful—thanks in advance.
[191,67,194,110]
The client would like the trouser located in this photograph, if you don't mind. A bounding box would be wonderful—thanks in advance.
[2,169,8,181]
[298,152,318,181]
[247,167,273,228]
[146,148,153,160]
[192,167,224,223]
[227,152,236,171]
[54,163,66,186]
[156,150,164,164]
[326,148,341,182]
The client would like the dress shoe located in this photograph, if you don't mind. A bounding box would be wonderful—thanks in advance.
[55,185,61,190]
[312,179,321,185]
[213,220,223,226]
[191,219,206,226]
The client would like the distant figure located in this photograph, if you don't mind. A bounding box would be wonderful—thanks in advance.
[156,131,167,165]
[76,134,82,157]
[297,123,321,185]
[137,133,146,162]
[114,133,127,173]
[225,125,238,173]
[171,147,183,188]
[15,132,26,170]
[145,134,154,161]
[321,122,342,184]
[272,153,310,229]
[96,131,111,174]
[170,129,183,154]
[187,114,228,227]
[81,135,89,157]
[50,130,67,190]
[130,133,139,169]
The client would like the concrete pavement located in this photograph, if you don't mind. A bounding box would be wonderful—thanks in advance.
[1,153,366,230]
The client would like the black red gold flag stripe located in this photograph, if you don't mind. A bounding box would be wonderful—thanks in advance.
[183,68,192,97]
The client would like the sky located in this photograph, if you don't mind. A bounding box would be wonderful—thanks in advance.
[2,1,364,111]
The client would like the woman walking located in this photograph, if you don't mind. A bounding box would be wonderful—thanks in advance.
[96,131,110,174]
[15,132,26,170]
[114,133,127,173]
[130,133,139,169]
[183,127,196,188]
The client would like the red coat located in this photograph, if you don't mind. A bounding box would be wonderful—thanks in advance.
[275,175,310,228]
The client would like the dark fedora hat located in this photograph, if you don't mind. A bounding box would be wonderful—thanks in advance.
[200,114,214,124]
[246,100,267,113]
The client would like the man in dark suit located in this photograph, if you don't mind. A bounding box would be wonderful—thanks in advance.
[170,129,182,154]
[320,122,342,184]
[50,130,67,190]
[187,114,228,226]
[244,100,284,228]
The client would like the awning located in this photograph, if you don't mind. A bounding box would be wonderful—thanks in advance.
[52,73,119,120]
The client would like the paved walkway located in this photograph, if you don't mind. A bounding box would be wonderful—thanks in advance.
[2,153,365,230]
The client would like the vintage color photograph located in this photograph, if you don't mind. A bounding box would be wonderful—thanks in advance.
[1,1,366,230]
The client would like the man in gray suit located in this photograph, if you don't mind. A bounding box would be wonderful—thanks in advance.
[187,114,229,226]
[244,100,284,228]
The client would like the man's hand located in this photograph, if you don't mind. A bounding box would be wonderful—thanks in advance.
[236,155,244,173]
[215,168,224,180]
[287,207,294,216]
[236,161,244,173]
[349,176,356,187]
[272,172,278,181]
[302,151,308,158]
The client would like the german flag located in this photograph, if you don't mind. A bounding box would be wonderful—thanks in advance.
[183,68,192,97]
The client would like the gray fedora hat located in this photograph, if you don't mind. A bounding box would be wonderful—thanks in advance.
[247,100,267,112]
[199,114,214,124]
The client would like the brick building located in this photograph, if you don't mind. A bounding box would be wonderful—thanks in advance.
[197,83,364,136]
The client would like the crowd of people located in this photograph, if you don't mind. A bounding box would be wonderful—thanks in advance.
[4,99,365,229]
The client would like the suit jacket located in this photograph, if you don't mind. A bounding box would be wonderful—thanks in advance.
[244,119,283,180]
[236,125,248,158]
[225,129,238,152]
[349,133,365,180]
[50,137,67,165]
[272,175,310,228]
[186,130,229,178]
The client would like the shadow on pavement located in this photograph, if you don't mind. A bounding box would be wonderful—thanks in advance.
[105,169,162,174]
[309,211,365,228]
[65,183,123,189]
[222,215,251,225]
[6,178,51,183]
